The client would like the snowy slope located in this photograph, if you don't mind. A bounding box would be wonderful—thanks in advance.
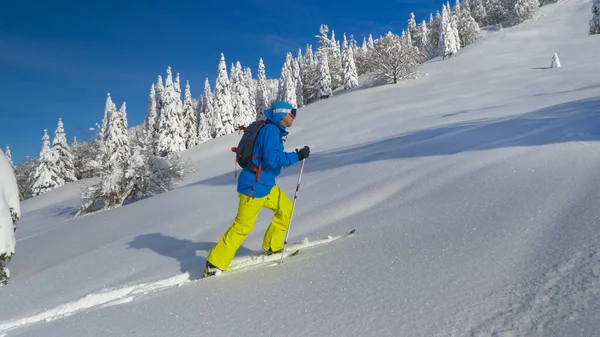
[2,1,600,336]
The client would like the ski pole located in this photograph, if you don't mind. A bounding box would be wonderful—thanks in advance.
[279,158,305,264]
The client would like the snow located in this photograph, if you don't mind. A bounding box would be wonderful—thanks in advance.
[0,149,19,255]
[2,1,600,336]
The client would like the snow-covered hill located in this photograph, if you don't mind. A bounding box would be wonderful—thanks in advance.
[2,1,600,336]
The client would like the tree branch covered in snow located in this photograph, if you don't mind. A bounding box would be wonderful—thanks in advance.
[76,139,192,216]
[590,0,600,35]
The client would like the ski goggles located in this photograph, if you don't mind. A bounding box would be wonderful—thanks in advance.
[289,108,297,119]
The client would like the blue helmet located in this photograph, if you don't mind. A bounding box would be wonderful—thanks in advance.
[270,101,297,123]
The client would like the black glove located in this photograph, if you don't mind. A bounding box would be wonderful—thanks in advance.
[296,146,310,161]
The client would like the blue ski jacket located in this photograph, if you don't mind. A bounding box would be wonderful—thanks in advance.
[237,107,299,198]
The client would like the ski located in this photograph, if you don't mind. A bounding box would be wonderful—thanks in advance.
[202,229,355,278]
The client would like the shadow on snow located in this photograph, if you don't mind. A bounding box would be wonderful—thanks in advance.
[127,233,254,280]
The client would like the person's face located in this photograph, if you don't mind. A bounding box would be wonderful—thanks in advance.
[280,109,296,127]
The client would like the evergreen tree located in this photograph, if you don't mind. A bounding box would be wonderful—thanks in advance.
[484,0,508,25]
[5,146,13,168]
[301,45,319,104]
[317,50,333,99]
[104,100,130,168]
[230,62,242,128]
[415,20,431,60]
[353,36,370,75]
[244,67,256,120]
[512,0,539,24]
[231,61,254,127]
[328,30,343,89]
[592,0,600,35]
[450,1,462,52]
[458,1,482,46]
[153,75,164,154]
[342,33,359,90]
[428,11,442,57]
[198,78,214,141]
[277,52,297,106]
[401,30,423,71]
[439,4,459,59]
[157,67,186,156]
[100,93,117,142]
[293,59,304,107]
[469,0,487,26]
[173,72,185,146]
[255,58,268,120]
[214,53,234,137]
[144,83,158,138]
[51,118,77,183]
[31,129,62,196]
[407,13,419,43]
[182,80,199,148]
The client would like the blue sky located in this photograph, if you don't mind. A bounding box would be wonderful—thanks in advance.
[0,0,441,164]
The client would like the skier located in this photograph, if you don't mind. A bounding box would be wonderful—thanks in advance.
[204,101,310,277]
[0,148,20,285]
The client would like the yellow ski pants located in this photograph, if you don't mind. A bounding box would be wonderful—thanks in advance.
[206,185,293,271]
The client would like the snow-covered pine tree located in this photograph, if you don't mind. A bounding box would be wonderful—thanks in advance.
[51,118,77,183]
[103,100,130,169]
[293,59,304,107]
[483,0,508,26]
[469,0,487,26]
[4,146,13,168]
[353,36,369,76]
[244,67,256,121]
[157,67,186,156]
[153,76,164,153]
[317,49,333,99]
[590,0,600,34]
[255,58,268,120]
[198,78,214,141]
[277,52,297,107]
[173,72,186,147]
[342,33,359,90]
[327,30,343,89]
[415,20,431,60]
[458,1,482,46]
[401,30,423,71]
[266,79,279,106]
[408,13,419,43]
[182,80,199,148]
[232,61,254,127]
[316,24,329,49]
[512,0,539,24]
[100,93,117,142]
[230,62,242,128]
[450,1,462,52]
[439,4,459,59]
[301,45,319,104]
[144,83,158,142]
[428,11,442,57]
[213,53,235,137]
[31,129,63,196]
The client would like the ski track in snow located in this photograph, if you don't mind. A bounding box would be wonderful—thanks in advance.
[436,247,600,336]
[0,232,353,335]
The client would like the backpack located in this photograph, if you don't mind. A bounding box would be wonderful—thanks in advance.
[231,120,268,177]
